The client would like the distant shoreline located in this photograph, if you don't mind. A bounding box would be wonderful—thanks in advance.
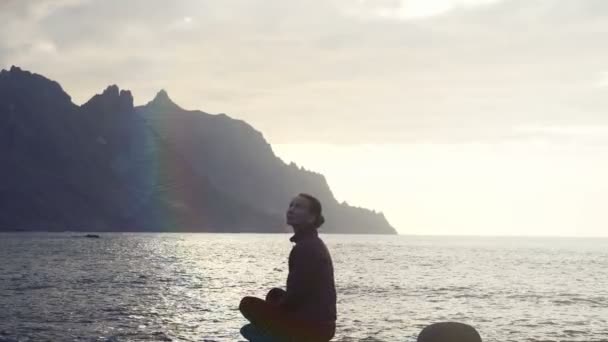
[2,230,607,239]
[0,229,396,235]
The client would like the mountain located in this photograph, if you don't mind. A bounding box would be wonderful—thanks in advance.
[0,66,396,234]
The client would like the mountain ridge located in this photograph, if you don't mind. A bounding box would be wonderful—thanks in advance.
[0,66,397,234]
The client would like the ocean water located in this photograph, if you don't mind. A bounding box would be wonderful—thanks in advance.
[0,233,607,342]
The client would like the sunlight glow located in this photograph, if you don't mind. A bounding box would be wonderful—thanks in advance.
[273,142,608,237]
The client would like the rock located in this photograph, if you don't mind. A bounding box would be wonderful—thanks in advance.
[417,322,482,342]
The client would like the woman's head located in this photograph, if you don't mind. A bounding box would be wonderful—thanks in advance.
[286,193,325,230]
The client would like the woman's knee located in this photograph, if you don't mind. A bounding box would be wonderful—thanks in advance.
[239,296,259,316]
[266,288,286,303]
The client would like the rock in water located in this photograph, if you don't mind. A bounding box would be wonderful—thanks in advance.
[417,322,482,342]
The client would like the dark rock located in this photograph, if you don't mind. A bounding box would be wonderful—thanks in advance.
[417,322,482,342]
[151,331,172,341]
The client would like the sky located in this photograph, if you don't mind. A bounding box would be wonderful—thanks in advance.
[1,0,608,237]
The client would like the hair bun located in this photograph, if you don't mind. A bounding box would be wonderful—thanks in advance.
[315,214,325,229]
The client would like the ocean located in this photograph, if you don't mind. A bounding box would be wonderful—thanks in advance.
[0,233,606,341]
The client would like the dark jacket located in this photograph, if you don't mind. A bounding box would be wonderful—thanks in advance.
[281,229,337,323]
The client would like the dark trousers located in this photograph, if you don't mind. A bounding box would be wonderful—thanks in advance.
[239,288,335,342]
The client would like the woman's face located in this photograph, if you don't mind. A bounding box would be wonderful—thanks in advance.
[286,196,315,227]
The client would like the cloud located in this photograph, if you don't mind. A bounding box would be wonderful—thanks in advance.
[2,0,608,144]
[597,71,608,88]
[339,0,502,20]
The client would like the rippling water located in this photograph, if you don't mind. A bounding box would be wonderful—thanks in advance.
[0,233,607,341]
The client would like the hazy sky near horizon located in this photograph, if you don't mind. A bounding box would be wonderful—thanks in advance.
[2,0,608,236]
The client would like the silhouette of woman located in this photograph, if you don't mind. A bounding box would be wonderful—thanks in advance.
[239,193,337,342]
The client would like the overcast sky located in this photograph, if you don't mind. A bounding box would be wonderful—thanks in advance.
[2,0,608,236]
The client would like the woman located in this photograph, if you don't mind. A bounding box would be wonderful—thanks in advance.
[239,193,337,342]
